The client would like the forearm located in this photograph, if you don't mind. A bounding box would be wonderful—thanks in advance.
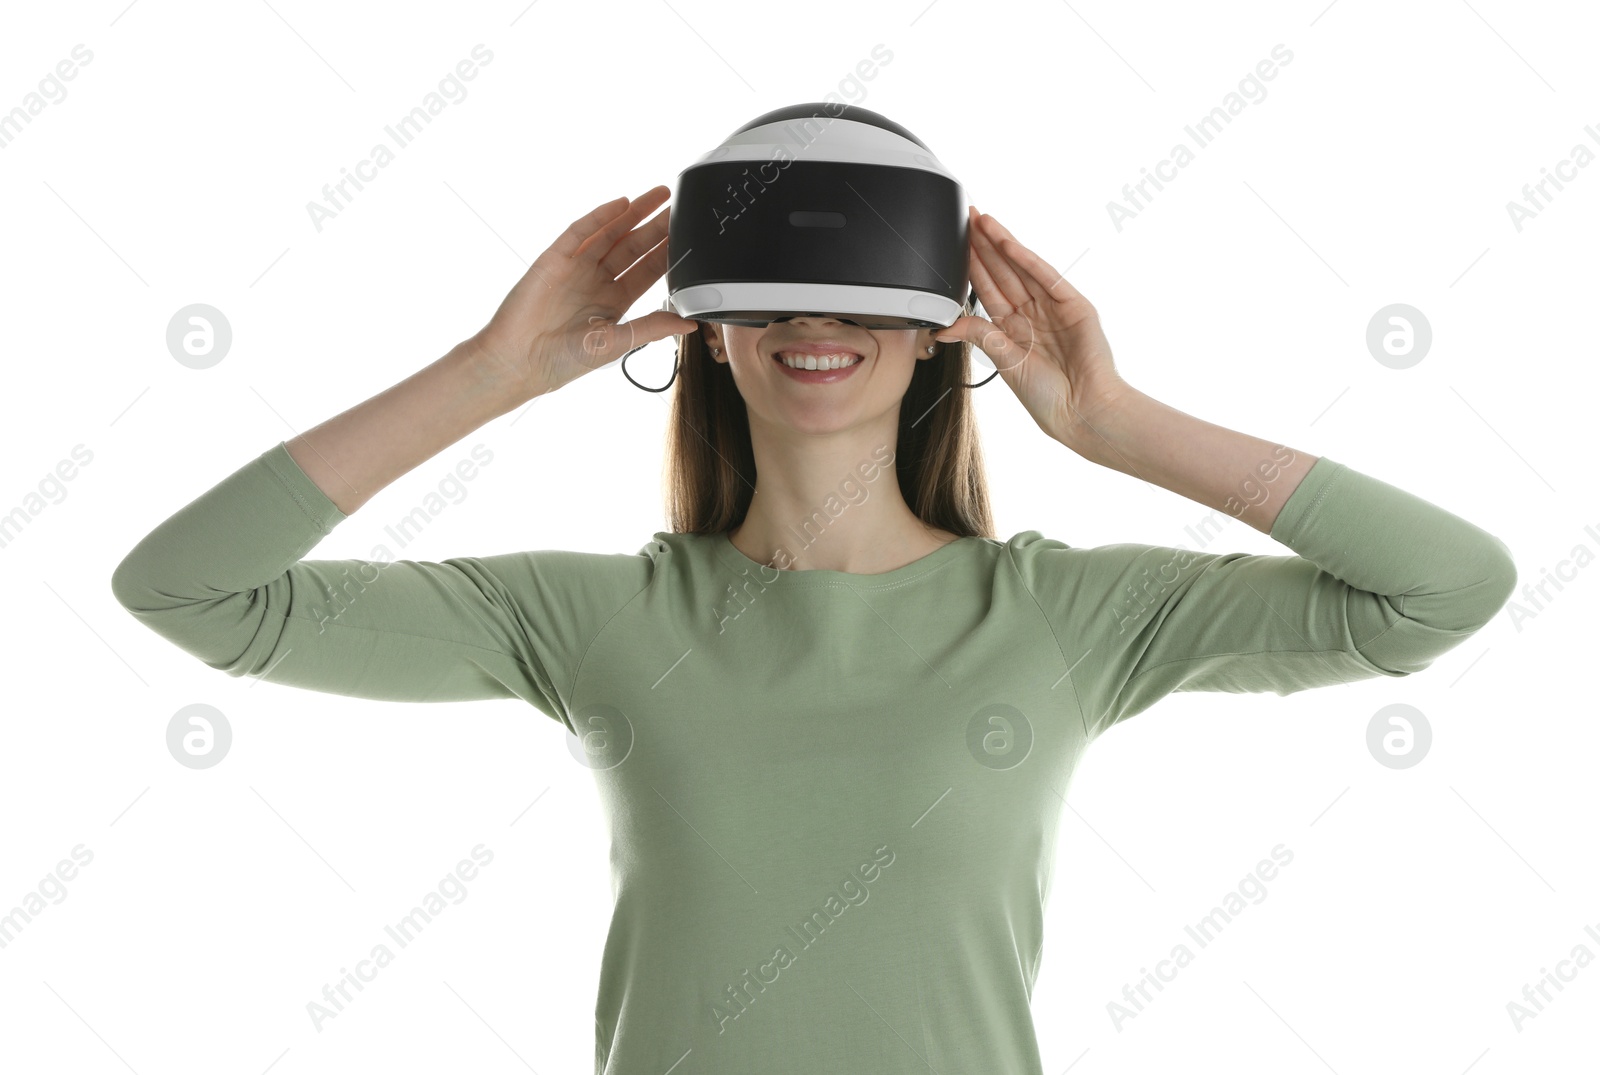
[286,339,532,515]
[1063,386,1317,535]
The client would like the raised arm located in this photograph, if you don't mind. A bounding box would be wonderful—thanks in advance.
[110,188,697,722]
[937,208,1516,739]
[1007,420,1516,737]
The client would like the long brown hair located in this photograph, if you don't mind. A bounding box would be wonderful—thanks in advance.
[661,320,996,540]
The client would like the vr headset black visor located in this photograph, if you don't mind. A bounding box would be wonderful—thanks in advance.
[665,102,972,330]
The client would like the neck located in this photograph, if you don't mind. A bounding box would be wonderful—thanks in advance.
[728,413,953,574]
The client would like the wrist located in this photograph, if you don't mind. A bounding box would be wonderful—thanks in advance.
[1056,375,1144,463]
[455,334,545,409]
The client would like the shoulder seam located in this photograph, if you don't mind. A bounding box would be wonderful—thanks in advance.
[1002,537,1095,742]
[565,546,660,711]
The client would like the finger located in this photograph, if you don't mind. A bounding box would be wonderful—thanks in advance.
[965,210,1009,318]
[979,215,1065,309]
[613,233,675,310]
[969,208,1034,313]
[585,307,698,366]
[984,214,1092,310]
[600,203,671,279]
[550,194,632,259]
[934,312,1032,375]
[574,185,670,263]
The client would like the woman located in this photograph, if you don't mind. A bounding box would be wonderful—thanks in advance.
[112,183,1516,1073]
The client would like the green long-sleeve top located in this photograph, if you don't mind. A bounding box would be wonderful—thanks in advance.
[110,441,1516,1074]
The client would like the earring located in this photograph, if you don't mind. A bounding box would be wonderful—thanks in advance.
[926,344,937,354]
[711,346,720,356]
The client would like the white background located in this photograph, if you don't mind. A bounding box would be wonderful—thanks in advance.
[2,0,1596,1072]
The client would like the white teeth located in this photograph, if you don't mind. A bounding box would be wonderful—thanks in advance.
[777,352,861,370]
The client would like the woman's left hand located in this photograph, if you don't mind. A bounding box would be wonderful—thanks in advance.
[935,206,1132,450]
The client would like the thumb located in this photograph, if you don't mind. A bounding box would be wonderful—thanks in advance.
[581,308,698,367]
[935,313,1033,376]
[617,308,700,351]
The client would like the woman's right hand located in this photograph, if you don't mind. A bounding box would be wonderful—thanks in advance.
[464,185,700,399]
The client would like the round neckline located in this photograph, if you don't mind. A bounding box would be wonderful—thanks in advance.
[713,528,974,585]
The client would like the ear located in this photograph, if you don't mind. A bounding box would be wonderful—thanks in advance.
[700,323,725,362]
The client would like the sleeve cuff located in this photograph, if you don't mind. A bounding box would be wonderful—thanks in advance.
[1268,454,1346,546]
[258,440,349,534]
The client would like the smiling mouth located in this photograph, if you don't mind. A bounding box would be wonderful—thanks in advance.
[773,351,863,370]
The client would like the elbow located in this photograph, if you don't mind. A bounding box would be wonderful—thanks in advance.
[1430,533,1517,635]
[1427,531,1510,639]
[109,552,149,613]
[109,554,257,671]
[109,549,187,618]
[1469,532,1519,629]
[1422,528,1519,632]
[1355,533,1517,676]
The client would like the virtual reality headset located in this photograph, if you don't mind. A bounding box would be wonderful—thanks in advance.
[664,102,973,330]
